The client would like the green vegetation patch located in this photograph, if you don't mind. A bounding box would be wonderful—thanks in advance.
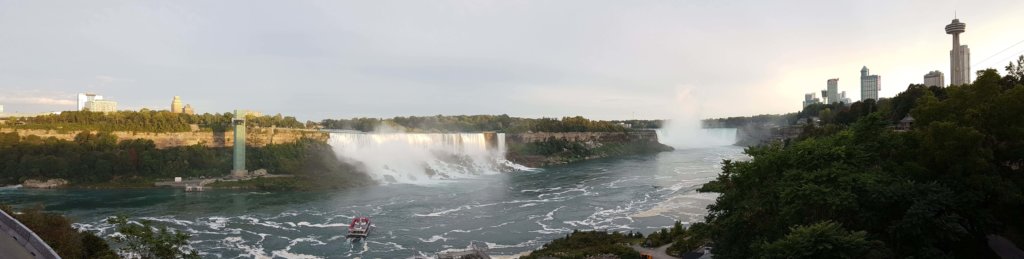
[2,110,305,133]
[0,132,372,190]
[521,230,642,259]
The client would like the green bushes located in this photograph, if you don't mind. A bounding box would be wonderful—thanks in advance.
[521,230,641,259]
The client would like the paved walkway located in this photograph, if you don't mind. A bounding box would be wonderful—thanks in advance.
[0,233,35,259]
[632,244,679,259]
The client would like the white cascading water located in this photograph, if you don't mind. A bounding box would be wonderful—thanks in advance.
[656,87,738,149]
[327,132,525,184]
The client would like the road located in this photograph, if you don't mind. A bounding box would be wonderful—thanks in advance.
[632,244,679,259]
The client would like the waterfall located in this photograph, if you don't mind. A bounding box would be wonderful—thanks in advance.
[657,128,737,149]
[327,132,524,184]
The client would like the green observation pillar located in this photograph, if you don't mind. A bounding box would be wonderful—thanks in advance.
[232,110,246,176]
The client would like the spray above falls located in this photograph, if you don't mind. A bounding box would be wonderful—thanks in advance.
[657,87,738,149]
[327,132,526,184]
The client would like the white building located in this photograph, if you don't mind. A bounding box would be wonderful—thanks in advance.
[946,19,971,86]
[0,104,4,114]
[826,78,840,104]
[77,93,104,111]
[802,93,821,107]
[860,66,881,101]
[84,100,117,113]
[924,70,945,87]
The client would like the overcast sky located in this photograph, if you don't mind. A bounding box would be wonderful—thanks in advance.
[2,0,1023,121]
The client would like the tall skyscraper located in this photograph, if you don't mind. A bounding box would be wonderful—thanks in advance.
[860,66,881,101]
[924,70,945,87]
[171,96,183,113]
[946,19,971,85]
[827,78,840,104]
[77,93,103,111]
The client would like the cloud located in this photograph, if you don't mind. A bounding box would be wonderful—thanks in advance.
[0,89,76,108]
[0,96,75,106]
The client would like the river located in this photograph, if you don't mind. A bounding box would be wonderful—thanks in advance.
[0,132,745,258]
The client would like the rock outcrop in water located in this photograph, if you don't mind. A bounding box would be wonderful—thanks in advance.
[22,178,68,189]
[504,130,673,167]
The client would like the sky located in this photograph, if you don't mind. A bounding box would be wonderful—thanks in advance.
[2,0,1024,121]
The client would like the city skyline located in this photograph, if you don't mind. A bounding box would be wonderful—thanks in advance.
[2,1,1024,121]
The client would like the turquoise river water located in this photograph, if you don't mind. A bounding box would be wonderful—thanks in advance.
[0,143,745,258]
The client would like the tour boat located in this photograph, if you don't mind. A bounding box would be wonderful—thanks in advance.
[347,216,372,238]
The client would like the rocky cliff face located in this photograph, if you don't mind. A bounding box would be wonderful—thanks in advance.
[0,128,327,149]
[505,130,673,167]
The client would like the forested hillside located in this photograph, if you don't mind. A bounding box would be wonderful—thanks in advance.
[2,110,305,133]
[0,131,371,189]
[697,67,1024,258]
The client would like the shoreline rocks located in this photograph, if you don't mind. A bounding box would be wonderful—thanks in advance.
[22,179,69,189]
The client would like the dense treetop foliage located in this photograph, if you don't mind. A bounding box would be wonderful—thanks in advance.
[0,131,371,189]
[697,67,1024,258]
[0,204,118,259]
[520,230,641,259]
[2,110,304,133]
[321,115,629,133]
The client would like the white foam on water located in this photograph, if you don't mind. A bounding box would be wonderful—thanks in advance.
[417,235,448,243]
[0,184,22,189]
[328,132,528,184]
[532,206,570,234]
[222,236,272,259]
[296,221,347,228]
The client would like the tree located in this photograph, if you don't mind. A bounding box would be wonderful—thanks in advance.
[1005,55,1024,85]
[107,216,199,259]
[759,221,887,259]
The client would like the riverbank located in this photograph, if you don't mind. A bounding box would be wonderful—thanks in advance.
[0,132,372,191]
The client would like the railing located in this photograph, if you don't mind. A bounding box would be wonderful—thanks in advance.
[0,209,61,259]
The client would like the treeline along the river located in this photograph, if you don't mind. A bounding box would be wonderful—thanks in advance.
[321,115,629,133]
[0,131,370,189]
[695,66,1024,258]
[2,110,305,133]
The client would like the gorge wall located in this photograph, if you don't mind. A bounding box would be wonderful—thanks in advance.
[0,127,327,149]
[504,130,673,167]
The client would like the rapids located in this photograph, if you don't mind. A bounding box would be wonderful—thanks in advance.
[0,132,746,258]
